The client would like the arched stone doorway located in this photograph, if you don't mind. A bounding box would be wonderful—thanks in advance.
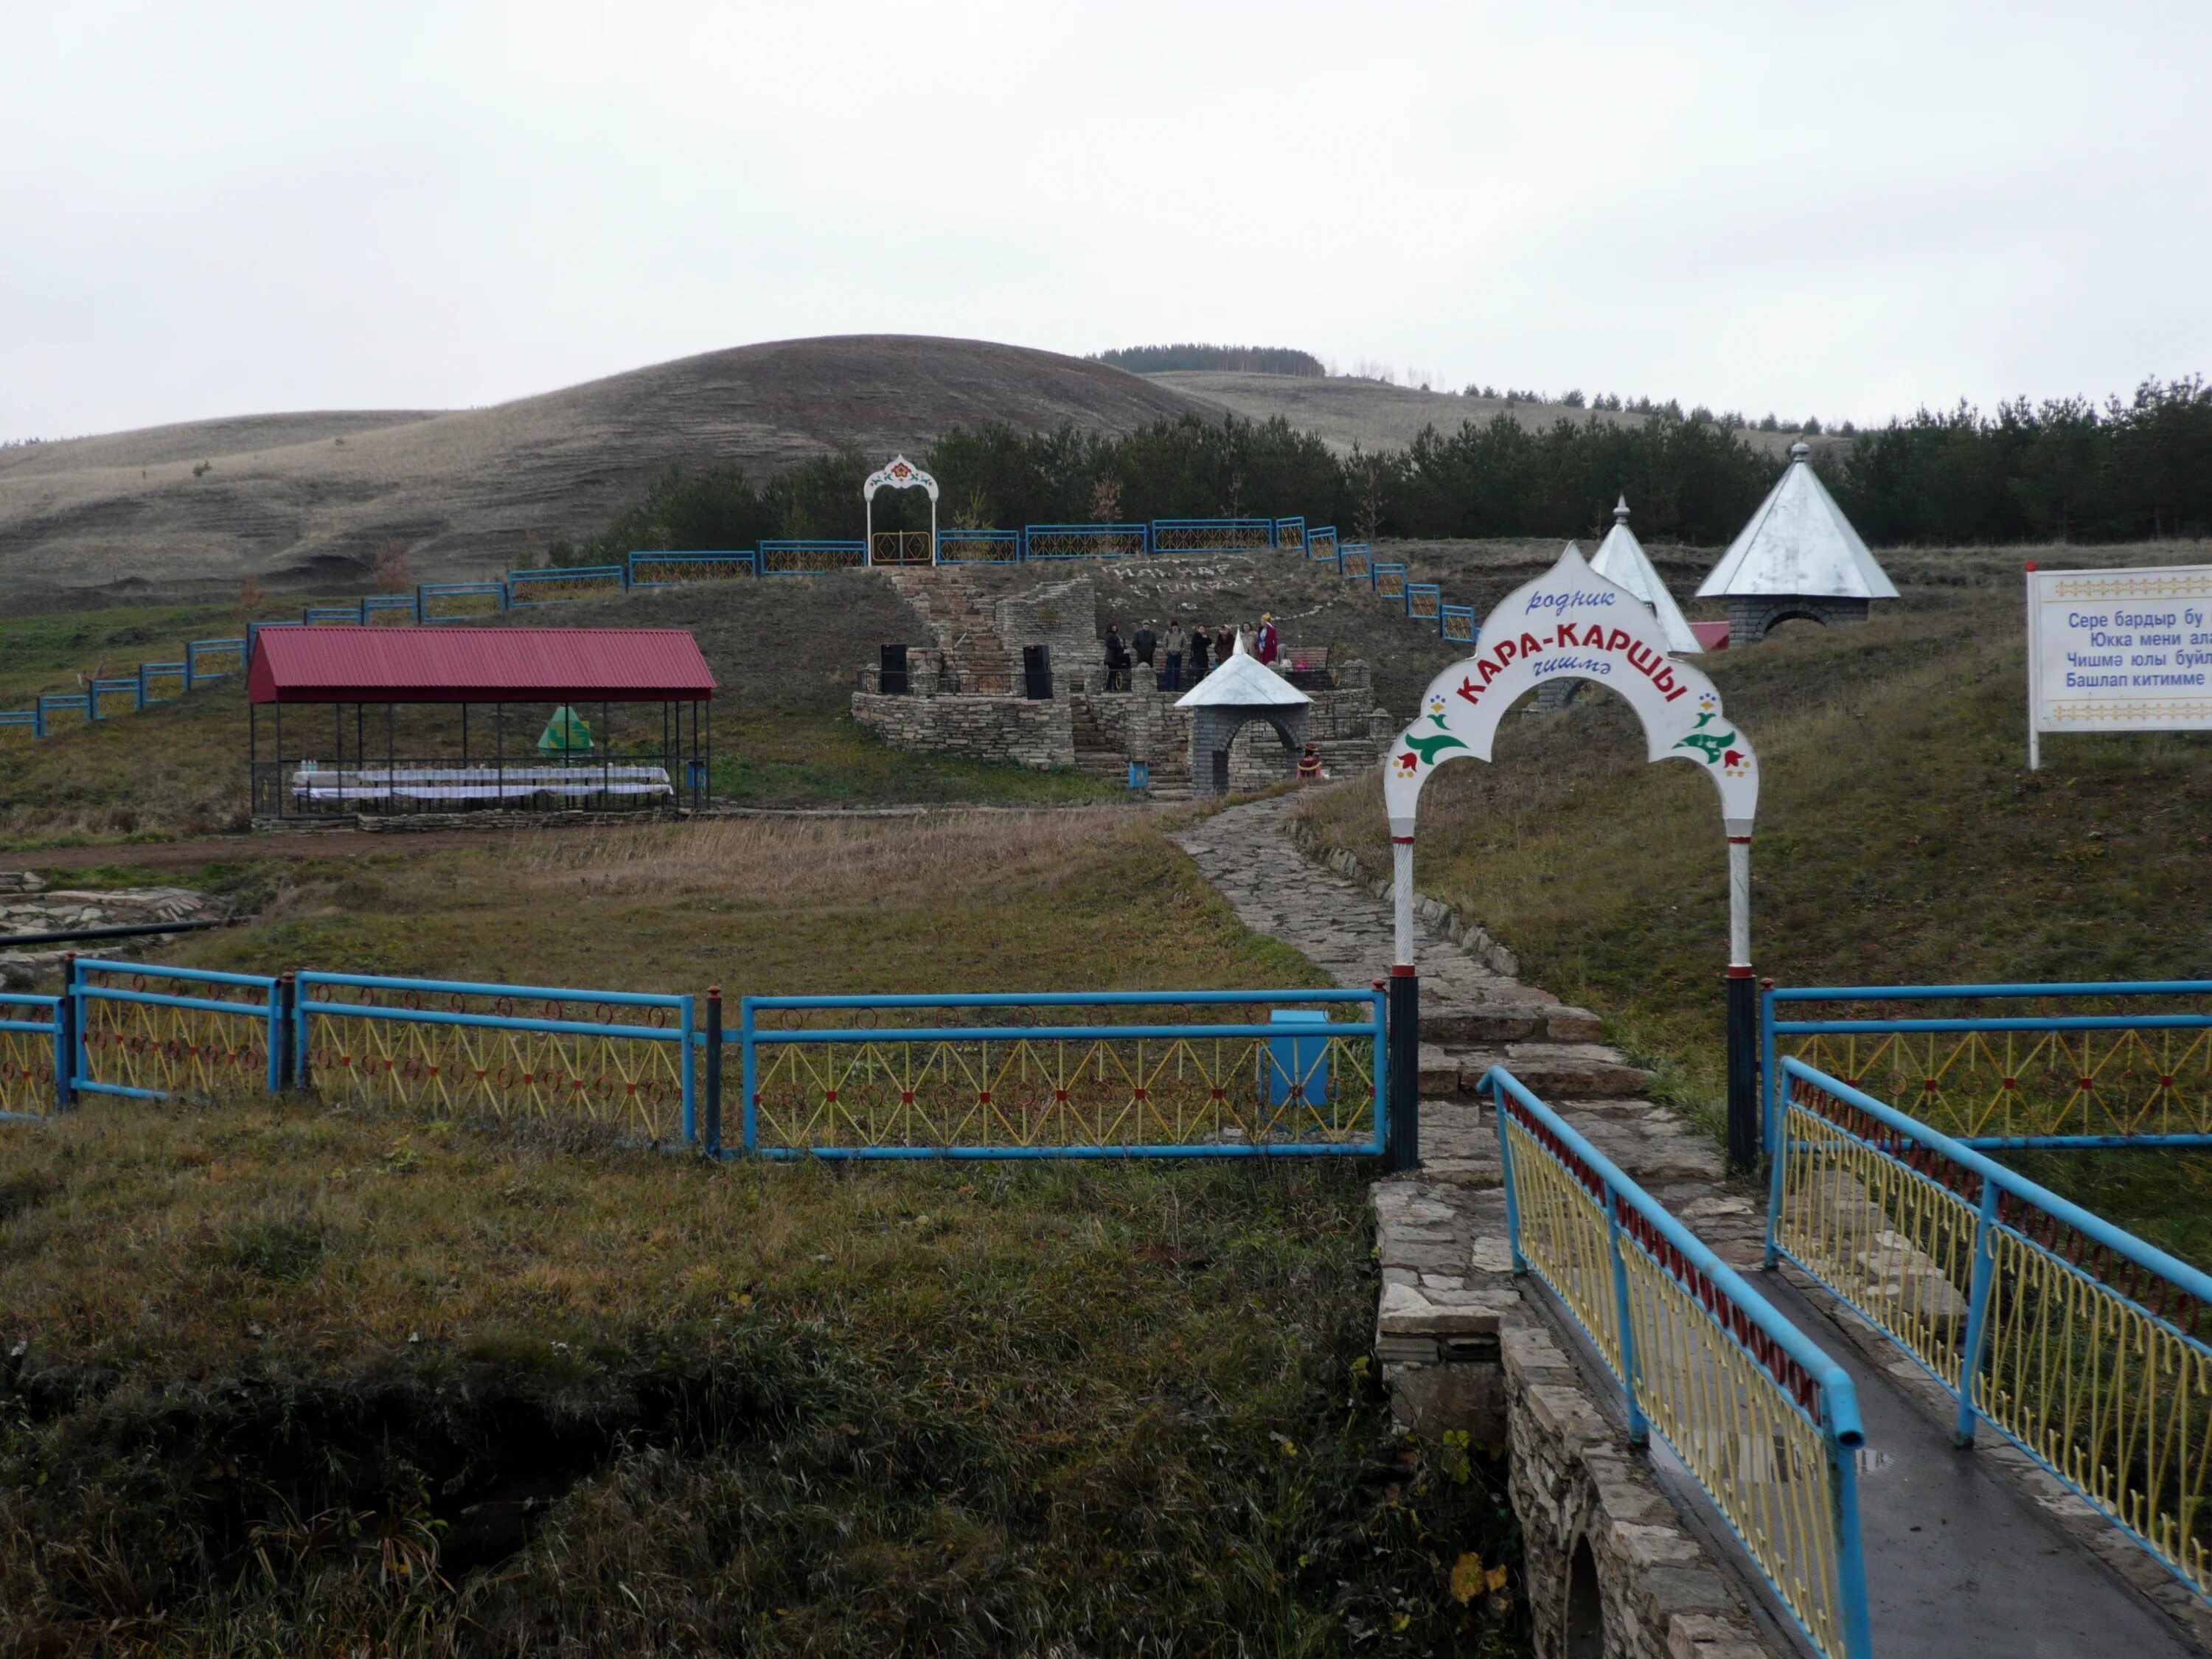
[1176,632,1310,797]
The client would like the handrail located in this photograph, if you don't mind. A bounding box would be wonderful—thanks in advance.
[1773,1057,2212,1604]
[1486,1062,1871,1659]
[1778,1057,2212,1312]
[1774,980,2212,1001]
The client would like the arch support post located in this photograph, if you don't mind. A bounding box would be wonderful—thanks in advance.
[1725,827,1756,1170]
[1387,835,1420,1172]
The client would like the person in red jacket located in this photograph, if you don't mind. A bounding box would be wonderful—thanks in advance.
[1254,612,1280,665]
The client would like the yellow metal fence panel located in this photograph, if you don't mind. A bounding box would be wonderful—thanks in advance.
[1775,1099,1978,1388]
[1980,1222,2212,1594]
[1619,1238,1851,1657]
[307,1012,685,1142]
[82,995,268,1098]
[1501,1113,1622,1371]
[1,1029,55,1116]
[751,1034,1374,1152]
[1787,1027,2212,1141]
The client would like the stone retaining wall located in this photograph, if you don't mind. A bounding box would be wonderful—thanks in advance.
[851,690,1076,771]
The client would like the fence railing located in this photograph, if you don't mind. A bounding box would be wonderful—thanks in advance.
[1274,516,1306,554]
[1486,1065,1871,1659]
[1764,981,2212,1149]
[1405,582,1441,621]
[89,678,141,720]
[138,661,187,703]
[1021,524,1150,560]
[70,959,284,1100]
[1441,603,1479,644]
[188,637,246,681]
[1340,543,1372,580]
[1307,525,1338,563]
[1772,1057,2212,1604]
[362,594,417,625]
[627,550,758,586]
[302,605,361,626]
[759,540,866,574]
[737,990,1384,1160]
[507,566,628,605]
[934,529,1022,565]
[417,581,509,622]
[296,971,695,1145]
[1372,560,1406,599]
[1149,518,1273,553]
[0,994,66,1120]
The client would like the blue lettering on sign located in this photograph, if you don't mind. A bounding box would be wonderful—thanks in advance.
[2091,631,2134,647]
[2116,611,2178,627]
[1528,589,1618,616]
[2068,612,2110,627]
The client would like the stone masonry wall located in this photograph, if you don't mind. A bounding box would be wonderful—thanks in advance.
[995,577,1102,693]
[850,691,1075,771]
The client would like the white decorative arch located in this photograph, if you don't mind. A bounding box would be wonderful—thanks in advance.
[1382,543,1764,1161]
[863,455,939,566]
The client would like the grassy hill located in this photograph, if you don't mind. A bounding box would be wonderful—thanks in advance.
[1152,372,1813,461]
[0,337,1214,599]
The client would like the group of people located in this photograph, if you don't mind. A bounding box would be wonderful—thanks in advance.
[1102,613,1280,693]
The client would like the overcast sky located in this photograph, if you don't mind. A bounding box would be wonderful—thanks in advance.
[5,1,2207,441]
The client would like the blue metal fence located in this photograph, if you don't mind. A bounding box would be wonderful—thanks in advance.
[1149,518,1274,553]
[507,566,628,605]
[934,529,1023,565]
[0,993,67,1120]
[295,971,696,1146]
[627,550,757,586]
[69,959,285,1100]
[737,989,1385,1161]
[1772,1057,2212,1604]
[302,605,361,626]
[1022,524,1150,560]
[1488,1064,1871,1659]
[1764,980,2212,1152]
[362,594,417,625]
[1440,603,1478,644]
[187,637,246,679]
[137,661,188,703]
[757,540,867,574]
[1307,525,1338,563]
[1273,516,1306,553]
[417,581,509,622]
[88,678,141,719]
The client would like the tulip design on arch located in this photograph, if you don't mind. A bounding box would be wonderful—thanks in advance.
[1399,693,1470,774]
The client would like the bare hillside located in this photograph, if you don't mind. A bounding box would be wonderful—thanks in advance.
[0,336,1215,597]
[1150,372,1804,458]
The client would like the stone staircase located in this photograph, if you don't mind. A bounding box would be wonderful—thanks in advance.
[880,568,1019,694]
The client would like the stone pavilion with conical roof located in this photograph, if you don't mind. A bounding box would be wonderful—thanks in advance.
[1175,630,1310,796]
[1696,442,1898,643]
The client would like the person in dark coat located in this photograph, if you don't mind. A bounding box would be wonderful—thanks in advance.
[1187,622,1211,681]
[1214,622,1234,666]
[1104,622,1129,692]
[1163,621,1185,692]
[1133,621,1156,672]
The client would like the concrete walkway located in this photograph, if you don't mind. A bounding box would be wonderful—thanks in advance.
[1171,793,2210,1658]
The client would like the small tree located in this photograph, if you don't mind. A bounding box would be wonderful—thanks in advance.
[370,539,414,593]
[1090,475,1124,524]
[237,574,269,619]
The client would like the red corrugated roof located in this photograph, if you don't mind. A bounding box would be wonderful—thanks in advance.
[1690,621,1731,653]
[247,627,717,703]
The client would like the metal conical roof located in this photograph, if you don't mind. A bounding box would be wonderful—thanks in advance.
[1587,499,1703,654]
[1174,629,1310,708]
[1697,443,1898,600]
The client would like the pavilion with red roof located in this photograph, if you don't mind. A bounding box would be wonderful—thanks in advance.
[246,627,717,820]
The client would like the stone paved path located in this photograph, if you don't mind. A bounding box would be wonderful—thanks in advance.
[1172,793,2212,1658]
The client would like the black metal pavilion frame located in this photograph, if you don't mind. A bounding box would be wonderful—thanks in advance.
[249,696,711,819]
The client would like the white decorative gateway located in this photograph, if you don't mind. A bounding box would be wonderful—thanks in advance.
[863,456,939,566]
[1380,543,1766,1164]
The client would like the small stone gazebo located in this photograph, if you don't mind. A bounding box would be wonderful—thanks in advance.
[1696,442,1897,642]
[1176,631,1310,796]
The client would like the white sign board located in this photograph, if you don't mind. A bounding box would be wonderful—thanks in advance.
[2026,564,2212,768]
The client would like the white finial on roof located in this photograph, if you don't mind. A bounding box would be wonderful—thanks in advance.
[1789,441,1812,462]
[1175,627,1308,708]
[1232,628,1248,656]
[1613,495,1630,524]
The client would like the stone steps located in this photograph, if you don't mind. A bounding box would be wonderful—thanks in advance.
[1420,1040,1653,1101]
